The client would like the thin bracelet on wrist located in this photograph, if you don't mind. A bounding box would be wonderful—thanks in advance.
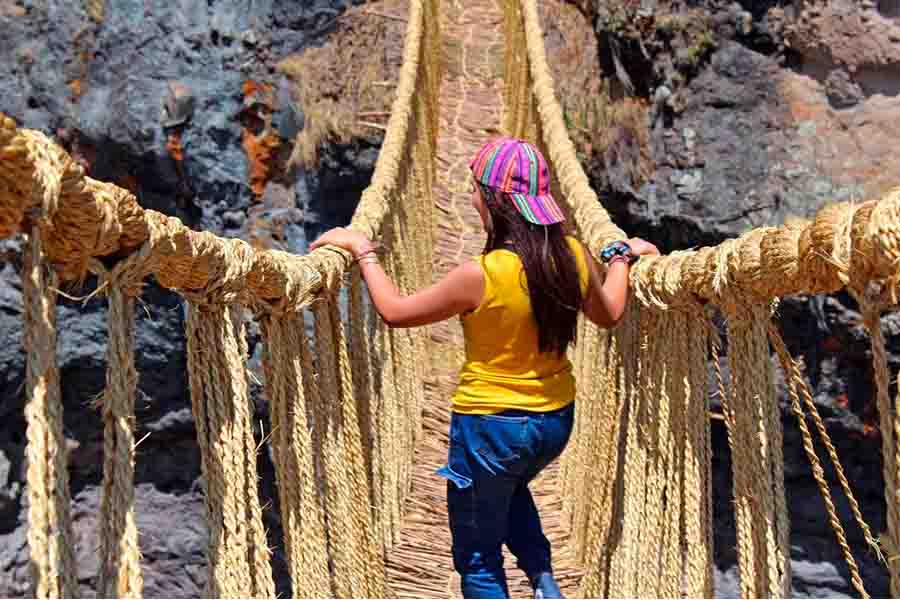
[353,250,377,263]
[353,241,382,260]
[357,256,380,266]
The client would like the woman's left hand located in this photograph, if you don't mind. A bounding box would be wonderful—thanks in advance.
[309,227,373,258]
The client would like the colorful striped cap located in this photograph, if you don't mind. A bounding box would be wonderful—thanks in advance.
[469,137,565,226]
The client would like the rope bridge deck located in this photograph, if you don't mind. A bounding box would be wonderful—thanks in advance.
[0,0,898,597]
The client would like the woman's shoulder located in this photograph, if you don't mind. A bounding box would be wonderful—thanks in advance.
[564,235,588,260]
[564,234,584,250]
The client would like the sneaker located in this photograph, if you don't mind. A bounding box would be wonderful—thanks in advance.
[531,572,564,599]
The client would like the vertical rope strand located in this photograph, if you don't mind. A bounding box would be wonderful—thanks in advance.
[261,312,331,597]
[185,304,273,598]
[684,311,714,598]
[228,307,275,597]
[22,229,77,599]
[98,281,143,598]
[768,324,869,598]
[861,302,900,596]
[724,301,789,598]
[312,298,361,597]
[330,289,384,598]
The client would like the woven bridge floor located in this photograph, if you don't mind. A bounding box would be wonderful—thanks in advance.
[384,1,582,597]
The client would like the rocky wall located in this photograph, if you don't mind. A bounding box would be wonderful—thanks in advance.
[580,0,900,595]
[0,0,375,596]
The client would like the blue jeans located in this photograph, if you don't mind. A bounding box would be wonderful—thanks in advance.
[436,403,575,599]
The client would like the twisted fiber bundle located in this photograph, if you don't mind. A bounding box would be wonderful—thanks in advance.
[230,308,276,596]
[771,326,884,562]
[330,287,385,597]
[311,298,365,598]
[860,299,900,596]
[259,312,332,597]
[605,301,644,596]
[91,223,164,599]
[563,317,604,560]
[348,270,393,593]
[576,330,627,598]
[723,301,789,598]
[386,207,413,512]
[21,141,77,598]
[371,309,391,547]
[594,304,712,599]
[684,309,714,598]
[768,325,870,598]
[384,245,406,545]
[635,311,673,597]
[185,304,274,598]
[0,126,67,239]
[90,258,152,599]
[22,229,77,599]
[559,316,585,531]
[349,271,379,523]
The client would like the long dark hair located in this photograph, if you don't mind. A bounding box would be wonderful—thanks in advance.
[479,183,584,355]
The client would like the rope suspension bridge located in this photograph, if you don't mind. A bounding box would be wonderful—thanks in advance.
[0,0,898,597]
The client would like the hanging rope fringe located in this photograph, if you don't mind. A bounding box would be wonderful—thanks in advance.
[20,135,77,599]
[95,269,144,599]
[723,302,790,598]
[185,304,274,598]
[768,323,874,598]
[860,298,900,596]
[260,311,331,597]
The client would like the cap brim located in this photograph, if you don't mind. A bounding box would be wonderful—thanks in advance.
[509,193,566,225]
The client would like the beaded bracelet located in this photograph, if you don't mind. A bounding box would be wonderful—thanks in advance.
[599,240,636,264]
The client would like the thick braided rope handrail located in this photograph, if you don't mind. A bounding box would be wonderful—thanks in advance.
[0,0,439,303]
[507,0,900,306]
[2,145,899,312]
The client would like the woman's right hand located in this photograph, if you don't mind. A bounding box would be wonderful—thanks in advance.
[627,237,660,257]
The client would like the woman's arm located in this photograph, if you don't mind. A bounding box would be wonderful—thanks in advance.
[358,258,483,327]
[309,227,484,328]
[581,238,658,328]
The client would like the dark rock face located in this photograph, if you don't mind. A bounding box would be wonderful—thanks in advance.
[588,0,898,596]
[0,0,372,596]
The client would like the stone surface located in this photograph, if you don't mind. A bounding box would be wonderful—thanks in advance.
[0,1,376,596]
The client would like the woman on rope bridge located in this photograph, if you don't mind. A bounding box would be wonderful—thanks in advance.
[311,137,658,599]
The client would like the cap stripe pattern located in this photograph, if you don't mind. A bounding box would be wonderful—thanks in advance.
[468,137,565,226]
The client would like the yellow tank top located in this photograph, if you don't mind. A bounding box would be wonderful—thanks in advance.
[451,237,590,414]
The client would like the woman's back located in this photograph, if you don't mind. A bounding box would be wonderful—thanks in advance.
[452,237,589,415]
